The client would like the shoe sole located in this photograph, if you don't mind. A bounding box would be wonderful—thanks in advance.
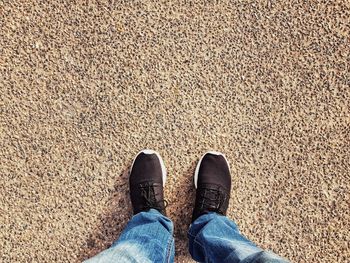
[130,149,167,187]
[194,151,230,189]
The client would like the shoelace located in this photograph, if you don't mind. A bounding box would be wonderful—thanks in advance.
[199,188,226,213]
[139,183,168,211]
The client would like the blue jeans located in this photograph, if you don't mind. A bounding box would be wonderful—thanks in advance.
[84,209,288,263]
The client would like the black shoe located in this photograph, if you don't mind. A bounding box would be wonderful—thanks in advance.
[192,151,231,222]
[129,149,167,215]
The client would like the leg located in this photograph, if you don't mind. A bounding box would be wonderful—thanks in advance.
[188,212,287,263]
[85,209,174,263]
[85,150,174,262]
[189,152,289,263]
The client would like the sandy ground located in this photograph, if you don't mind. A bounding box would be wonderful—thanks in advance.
[1,1,349,262]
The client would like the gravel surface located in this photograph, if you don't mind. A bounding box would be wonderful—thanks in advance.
[1,1,349,262]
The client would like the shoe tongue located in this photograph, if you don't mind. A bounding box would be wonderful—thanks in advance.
[139,183,165,209]
[205,190,219,200]
[201,188,221,209]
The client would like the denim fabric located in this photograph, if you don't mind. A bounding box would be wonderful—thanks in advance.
[85,210,288,263]
[84,209,175,263]
[188,212,289,263]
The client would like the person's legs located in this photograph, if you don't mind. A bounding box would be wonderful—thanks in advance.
[85,209,174,263]
[84,150,174,263]
[188,151,288,263]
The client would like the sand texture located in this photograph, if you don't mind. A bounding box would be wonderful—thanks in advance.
[1,0,349,262]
